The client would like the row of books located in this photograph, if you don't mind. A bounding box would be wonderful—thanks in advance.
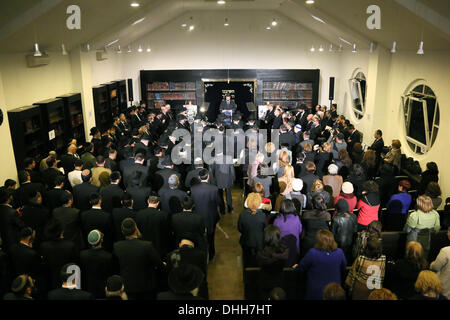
[263,91,313,100]
[263,100,313,109]
[148,82,196,91]
[263,82,313,91]
[148,92,196,100]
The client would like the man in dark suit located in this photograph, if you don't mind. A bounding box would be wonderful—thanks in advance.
[272,108,283,129]
[20,191,50,250]
[135,195,170,258]
[309,115,322,143]
[79,230,115,299]
[219,94,237,113]
[155,158,181,190]
[129,107,143,130]
[113,218,165,300]
[190,169,220,261]
[40,220,79,290]
[72,170,99,212]
[295,106,308,129]
[123,153,149,189]
[158,175,187,214]
[185,160,206,189]
[171,196,207,253]
[347,124,362,153]
[13,170,45,209]
[47,264,94,300]
[0,190,24,254]
[111,193,136,242]
[44,175,67,212]
[41,156,64,190]
[209,153,235,214]
[105,149,119,172]
[100,171,124,213]
[23,157,42,184]
[52,191,84,252]
[80,193,113,252]
[279,125,297,150]
[369,129,385,169]
[9,227,42,281]
[60,144,78,176]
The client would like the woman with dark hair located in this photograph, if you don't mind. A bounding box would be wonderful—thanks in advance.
[335,149,352,180]
[352,220,383,260]
[346,164,366,197]
[301,195,331,257]
[346,236,386,300]
[351,143,364,165]
[386,179,412,214]
[294,230,347,300]
[356,181,381,231]
[384,241,429,300]
[331,199,358,262]
[425,182,442,210]
[274,199,302,265]
[307,179,331,209]
[361,150,377,180]
[256,225,290,299]
[419,162,439,195]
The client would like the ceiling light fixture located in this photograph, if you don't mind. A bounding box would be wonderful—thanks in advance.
[132,18,146,26]
[188,16,194,31]
[147,46,151,52]
[138,45,143,52]
[338,45,343,52]
[130,2,140,7]
[391,41,397,53]
[305,0,315,4]
[224,18,229,27]
[61,44,67,55]
[319,45,324,52]
[217,0,226,4]
[417,41,424,55]
[311,15,326,24]
[271,19,278,26]
[181,23,187,28]
[266,26,271,30]
[117,45,122,54]
[339,37,352,46]
[34,43,42,57]
[310,45,315,52]
[352,43,357,53]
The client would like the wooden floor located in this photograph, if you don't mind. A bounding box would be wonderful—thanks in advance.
[207,186,245,300]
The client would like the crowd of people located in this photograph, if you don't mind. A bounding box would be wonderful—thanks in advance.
[0,100,448,301]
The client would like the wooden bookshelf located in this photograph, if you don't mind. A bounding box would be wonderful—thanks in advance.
[116,80,128,113]
[262,81,313,109]
[146,81,197,109]
[56,93,86,144]
[93,85,111,132]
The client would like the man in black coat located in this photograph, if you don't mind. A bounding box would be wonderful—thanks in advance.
[368,129,385,169]
[156,264,205,300]
[105,149,119,172]
[0,190,24,254]
[23,157,42,184]
[123,153,149,189]
[190,170,220,261]
[100,171,124,213]
[171,196,207,253]
[59,144,78,176]
[279,125,297,150]
[9,227,42,280]
[113,218,165,300]
[79,230,115,299]
[158,175,187,214]
[184,161,206,189]
[44,175,67,212]
[155,158,182,190]
[20,191,50,250]
[72,170,99,211]
[111,193,136,242]
[13,170,45,209]
[40,220,78,290]
[52,191,85,252]
[47,264,94,300]
[80,193,113,252]
[135,195,170,258]
[347,124,362,153]
[209,153,235,214]
[41,157,64,190]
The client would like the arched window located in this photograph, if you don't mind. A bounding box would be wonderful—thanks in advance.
[349,71,367,120]
[402,83,439,154]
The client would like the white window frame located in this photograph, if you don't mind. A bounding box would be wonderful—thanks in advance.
[349,72,366,120]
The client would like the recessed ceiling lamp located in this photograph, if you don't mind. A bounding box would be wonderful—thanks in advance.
[266,26,271,30]
[319,45,324,52]
[138,45,143,52]
[224,18,229,27]
[391,41,397,53]
[310,45,315,52]
[117,45,122,54]
[181,23,187,28]
[132,18,146,26]
[61,44,68,55]
[188,17,195,31]
[217,0,226,4]
[417,41,424,55]
[271,19,278,26]
[127,45,132,53]
[352,43,357,53]
[147,46,151,52]
[305,0,315,4]
[130,2,140,7]
[34,43,42,57]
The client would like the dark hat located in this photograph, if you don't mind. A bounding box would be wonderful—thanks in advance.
[90,127,100,136]
[168,264,204,294]
[336,199,349,214]
[247,114,256,121]
[121,218,136,237]
[106,275,123,292]
[225,93,231,97]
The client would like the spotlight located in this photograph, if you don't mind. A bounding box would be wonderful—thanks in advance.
[310,45,315,52]
[319,45,324,52]
[266,26,271,30]
[130,2,140,7]
[62,44,68,55]
[147,46,151,52]
[391,41,397,53]
[34,43,42,57]
[138,45,143,52]
[352,43,357,53]
[117,45,122,54]
[217,0,226,4]
[189,25,195,31]
[181,23,187,28]
[200,107,206,112]
[224,18,229,27]
[305,0,315,4]
[417,41,424,55]
[271,19,278,26]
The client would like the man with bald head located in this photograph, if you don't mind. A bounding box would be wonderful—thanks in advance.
[60,144,79,175]
[72,169,99,211]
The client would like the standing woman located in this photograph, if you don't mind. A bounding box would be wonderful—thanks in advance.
[361,150,377,180]
[356,181,381,232]
[301,195,331,257]
[238,193,268,267]
[274,199,303,266]
[294,230,347,300]
[275,150,291,178]
[278,165,295,197]
[307,179,331,208]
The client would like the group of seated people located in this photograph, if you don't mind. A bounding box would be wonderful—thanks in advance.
[0,100,448,301]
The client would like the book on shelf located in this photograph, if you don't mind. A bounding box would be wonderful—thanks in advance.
[263,82,313,91]
[148,82,170,91]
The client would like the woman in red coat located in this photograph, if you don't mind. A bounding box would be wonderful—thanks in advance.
[356,181,381,232]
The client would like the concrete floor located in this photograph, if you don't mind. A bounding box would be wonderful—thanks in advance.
[207,186,245,300]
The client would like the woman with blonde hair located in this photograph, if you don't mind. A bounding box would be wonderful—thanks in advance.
[384,241,428,299]
[307,179,331,208]
[383,139,402,172]
[278,165,295,196]
[276,150,291,178]
[244,182,272,211]
[238,193,268,267]
[405,195,441,258]
[411,270,448,300]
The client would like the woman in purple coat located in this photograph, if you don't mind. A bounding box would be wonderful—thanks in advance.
[274,199,303,266]
[294,229,347,300]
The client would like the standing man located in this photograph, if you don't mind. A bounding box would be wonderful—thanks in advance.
[369,129,384,170]
[219,93,237,113]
